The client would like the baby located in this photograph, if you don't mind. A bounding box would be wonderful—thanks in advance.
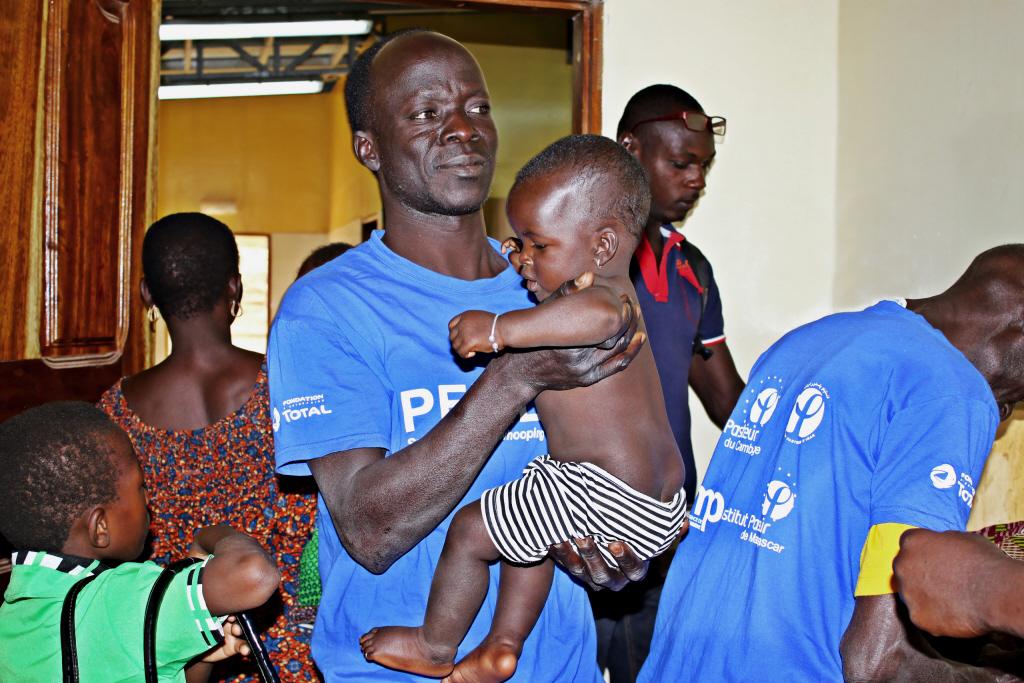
[361,134,687,683]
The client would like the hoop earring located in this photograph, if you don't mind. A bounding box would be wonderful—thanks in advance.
[146,306,159,323]
[230,300,243,318]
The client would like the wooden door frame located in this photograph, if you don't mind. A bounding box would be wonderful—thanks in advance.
[367,0,603,133]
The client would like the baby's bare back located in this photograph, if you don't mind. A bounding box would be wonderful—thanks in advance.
[535,279,685,502]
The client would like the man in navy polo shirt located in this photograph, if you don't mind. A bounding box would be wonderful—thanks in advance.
[590,85,745,683]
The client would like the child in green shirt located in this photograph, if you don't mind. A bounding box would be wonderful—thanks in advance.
[0,401,281,682]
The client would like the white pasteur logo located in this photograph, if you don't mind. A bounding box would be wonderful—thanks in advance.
[272,407,282,433]
[749,388,780,427]
[762,480,797,521]
[930,463,957,490]
[785,384,829,444]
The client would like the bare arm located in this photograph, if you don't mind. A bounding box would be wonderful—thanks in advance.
[840,594,1022,682]
[190,525,280,616]
[688,341,744,429]
[311,285,644,575]
[448,275,628,358]
[895,529,1024,640]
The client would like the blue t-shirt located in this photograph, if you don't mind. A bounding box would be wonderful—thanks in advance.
[268,231,599,682]
[631,229,725,502]
[639,301,998,683]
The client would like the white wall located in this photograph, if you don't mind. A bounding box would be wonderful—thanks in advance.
[602,0,1024,493]
[603,0,841,481]
[834,0,1024,310]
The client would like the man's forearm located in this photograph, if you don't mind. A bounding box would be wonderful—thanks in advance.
[842,594,1023,683]
[324,355,536,573]
[690,344,744,429]
[982,556,1024,639]
[896,530,1024,640]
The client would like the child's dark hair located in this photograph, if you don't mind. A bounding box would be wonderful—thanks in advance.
[142,212,239,320]
[297,242,353,279]
[0,402,123,552]
[513,134,651,239]
[616,84,704,137]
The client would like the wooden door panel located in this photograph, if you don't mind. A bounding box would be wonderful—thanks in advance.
[0,0,152,418]
[41,0,140,365]
[0,2,44,360]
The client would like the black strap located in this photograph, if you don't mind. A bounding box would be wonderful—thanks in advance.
[237,610,281,683]
[678,239,715,359]
[144,558,202,683]
[60,556,278,683]
[60,573,99,683]
[143,568,178,682]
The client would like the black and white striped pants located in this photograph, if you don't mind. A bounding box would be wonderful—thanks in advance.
[480,455,687,566]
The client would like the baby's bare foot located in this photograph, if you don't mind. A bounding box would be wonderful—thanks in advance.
[359,626,455,678]
[442,636,520,683]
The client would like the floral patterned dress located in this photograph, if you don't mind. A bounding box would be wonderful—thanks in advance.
[99,367,318,681]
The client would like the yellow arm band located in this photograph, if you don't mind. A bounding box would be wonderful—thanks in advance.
[854,523,917,597]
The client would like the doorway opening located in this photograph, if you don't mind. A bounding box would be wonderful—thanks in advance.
[155,0,601,355]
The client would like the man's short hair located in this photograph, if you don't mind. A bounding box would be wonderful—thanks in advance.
[344,28,431,134]
[0,402,123,552]
[142,212,239,320]
[617,84,705,138]
[514,134,651,239]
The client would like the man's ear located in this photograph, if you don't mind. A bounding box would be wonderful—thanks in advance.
[594,229,620,268]
[88,506,111,550]
[353,131,380,173]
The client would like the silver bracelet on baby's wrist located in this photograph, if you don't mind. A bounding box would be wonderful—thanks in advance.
[488,313,500,353]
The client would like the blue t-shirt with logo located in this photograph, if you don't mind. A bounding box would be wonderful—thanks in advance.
[639,301,998,683]
[268,231,600,682]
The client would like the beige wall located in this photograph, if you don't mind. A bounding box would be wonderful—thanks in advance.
[834,0,1024,311]
[603,1,1023,510]
[603,0,841,480]
[834,2,1024,525]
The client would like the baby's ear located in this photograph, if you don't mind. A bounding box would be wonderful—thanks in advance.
[87,506,111,550]
[594,228,619,269]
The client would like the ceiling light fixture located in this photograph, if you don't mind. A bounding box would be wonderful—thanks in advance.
[159,19,373,41]
[158,80,325,100]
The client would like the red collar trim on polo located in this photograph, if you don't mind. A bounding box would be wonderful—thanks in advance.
[636,231,686,302]
[676,259,704,295]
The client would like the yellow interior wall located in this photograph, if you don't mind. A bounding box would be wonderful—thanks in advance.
[970,407,1024,530]
[157,93,336,233]
[157,11,571,243]
[326,83,380,244]
[467,40,573,198]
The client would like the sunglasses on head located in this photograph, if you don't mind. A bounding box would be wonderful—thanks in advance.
[631,111,726,137]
